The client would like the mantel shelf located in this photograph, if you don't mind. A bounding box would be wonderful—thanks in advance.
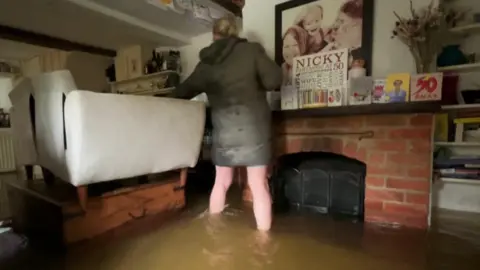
[273,101,442,118]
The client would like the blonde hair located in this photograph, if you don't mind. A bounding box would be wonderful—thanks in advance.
[294,4,324,26]
[213,15,239,38]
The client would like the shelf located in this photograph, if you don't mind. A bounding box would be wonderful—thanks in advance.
[111,70,177,86]
[437,62,480,72]
[450,23,480,33]
[64,0,242,47]
[209,0,242,17]
[439,177,480,185]
[273,101,442,118]
[441,104,480,111]
[0,72,19,78]
[125,87,175,96]
[435,142,480,147]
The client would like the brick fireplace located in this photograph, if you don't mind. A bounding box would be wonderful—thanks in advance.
[243,113,434,229]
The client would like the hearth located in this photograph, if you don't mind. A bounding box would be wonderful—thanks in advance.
[270,152,366,218]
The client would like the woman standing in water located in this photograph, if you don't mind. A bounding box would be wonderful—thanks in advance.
[174,15,282,231]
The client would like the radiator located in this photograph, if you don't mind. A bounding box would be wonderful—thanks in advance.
[0,128,16,173]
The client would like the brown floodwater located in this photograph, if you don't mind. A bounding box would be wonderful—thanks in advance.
[2,186,480,270]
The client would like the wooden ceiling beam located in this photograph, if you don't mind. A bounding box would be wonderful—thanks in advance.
[0,24,116,57]
[212,0,243,17]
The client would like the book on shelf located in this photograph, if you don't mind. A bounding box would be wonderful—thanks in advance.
[434,156,480,168]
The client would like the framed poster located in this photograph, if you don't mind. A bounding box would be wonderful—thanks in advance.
[275,0,374,87]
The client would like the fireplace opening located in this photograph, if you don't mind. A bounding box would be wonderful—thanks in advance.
[270,152,366,219]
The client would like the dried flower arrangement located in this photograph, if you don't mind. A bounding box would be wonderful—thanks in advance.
[391,0,465,73]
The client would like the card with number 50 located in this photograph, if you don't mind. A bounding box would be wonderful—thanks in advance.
[410,73,443,102]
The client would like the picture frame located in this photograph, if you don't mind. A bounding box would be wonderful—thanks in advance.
[275,0,374,85]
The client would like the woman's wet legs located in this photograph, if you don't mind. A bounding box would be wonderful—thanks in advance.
[209,166,234,214]
[247,166,272,231]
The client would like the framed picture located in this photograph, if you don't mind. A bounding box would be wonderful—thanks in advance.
[275,0,374,86]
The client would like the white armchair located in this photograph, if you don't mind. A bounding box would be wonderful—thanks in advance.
[8,78,37,179]
[11,70,206,210]
[32,70,76,182]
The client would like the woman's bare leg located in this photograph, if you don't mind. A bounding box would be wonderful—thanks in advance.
[209,166,234,214]
[247,166,272,231]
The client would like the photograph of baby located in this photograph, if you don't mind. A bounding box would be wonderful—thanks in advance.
[276,0,373,86]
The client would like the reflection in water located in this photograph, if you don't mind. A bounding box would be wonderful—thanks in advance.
[3,197,480,269]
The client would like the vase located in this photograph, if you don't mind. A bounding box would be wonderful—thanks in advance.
[410,49,434,74]
[437,45,467,68]
[414,57,433,74]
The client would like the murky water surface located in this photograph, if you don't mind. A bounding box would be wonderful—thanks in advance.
[2,192,480,269]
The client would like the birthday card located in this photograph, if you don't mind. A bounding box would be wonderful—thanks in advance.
[410,73,443,102]
[385,73,411,103]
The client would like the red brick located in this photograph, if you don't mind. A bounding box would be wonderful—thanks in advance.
[403,215,428,228]
[409,114,433,126]
[356,147,367,162]
[365,199,383,211]
[327,138,344,154]
[386,178,430,192]
[365,115,408,127]
[387,153,429,166]
[384,202,428,216]
[283,137,303,153]
[408,167,431,179]
[366,188,404,202]
[366,176,385,187]
[367,140,408,152]
[343,141,358,158]
[333,116,366,128]
[368,152,386,164]
[371,129,387,139]
[406,193,430,205]
[281,119,305,131]
[409,140,432,153]
[305,116,365,129]
[304,118,327,129]
[367,164,407,177]
[388,128,432,140]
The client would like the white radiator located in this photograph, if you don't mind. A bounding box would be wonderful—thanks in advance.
[0,128,16,173]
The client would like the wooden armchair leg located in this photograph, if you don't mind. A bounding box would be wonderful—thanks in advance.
[174,168,188,191]
[25,165,34,181]
[77,186,88,211]
[41,167,56,186]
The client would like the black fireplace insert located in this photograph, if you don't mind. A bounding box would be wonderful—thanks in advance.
[270,152,366,219]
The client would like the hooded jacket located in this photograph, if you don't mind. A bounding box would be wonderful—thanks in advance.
[174,36,282,165]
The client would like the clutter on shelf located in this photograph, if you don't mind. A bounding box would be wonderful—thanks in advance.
[280,47,444,111]
[391,0,465,73]
[0,109,10,128]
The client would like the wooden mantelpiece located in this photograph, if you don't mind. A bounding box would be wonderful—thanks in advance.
[273,101,442,119]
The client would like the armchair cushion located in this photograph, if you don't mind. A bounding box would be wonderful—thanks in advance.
[64,91,206,186]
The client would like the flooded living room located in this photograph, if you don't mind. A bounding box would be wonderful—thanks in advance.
[1,0,480,269]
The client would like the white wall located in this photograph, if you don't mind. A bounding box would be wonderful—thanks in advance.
[179,0,439,78]
[66,52,112,93]
[178,33,212,79]
[0,78,13,110]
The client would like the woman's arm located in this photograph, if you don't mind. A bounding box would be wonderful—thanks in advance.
[254,43,282,91]
[173,63,209,99]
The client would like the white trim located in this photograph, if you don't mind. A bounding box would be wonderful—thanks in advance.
[439,177,480,185]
